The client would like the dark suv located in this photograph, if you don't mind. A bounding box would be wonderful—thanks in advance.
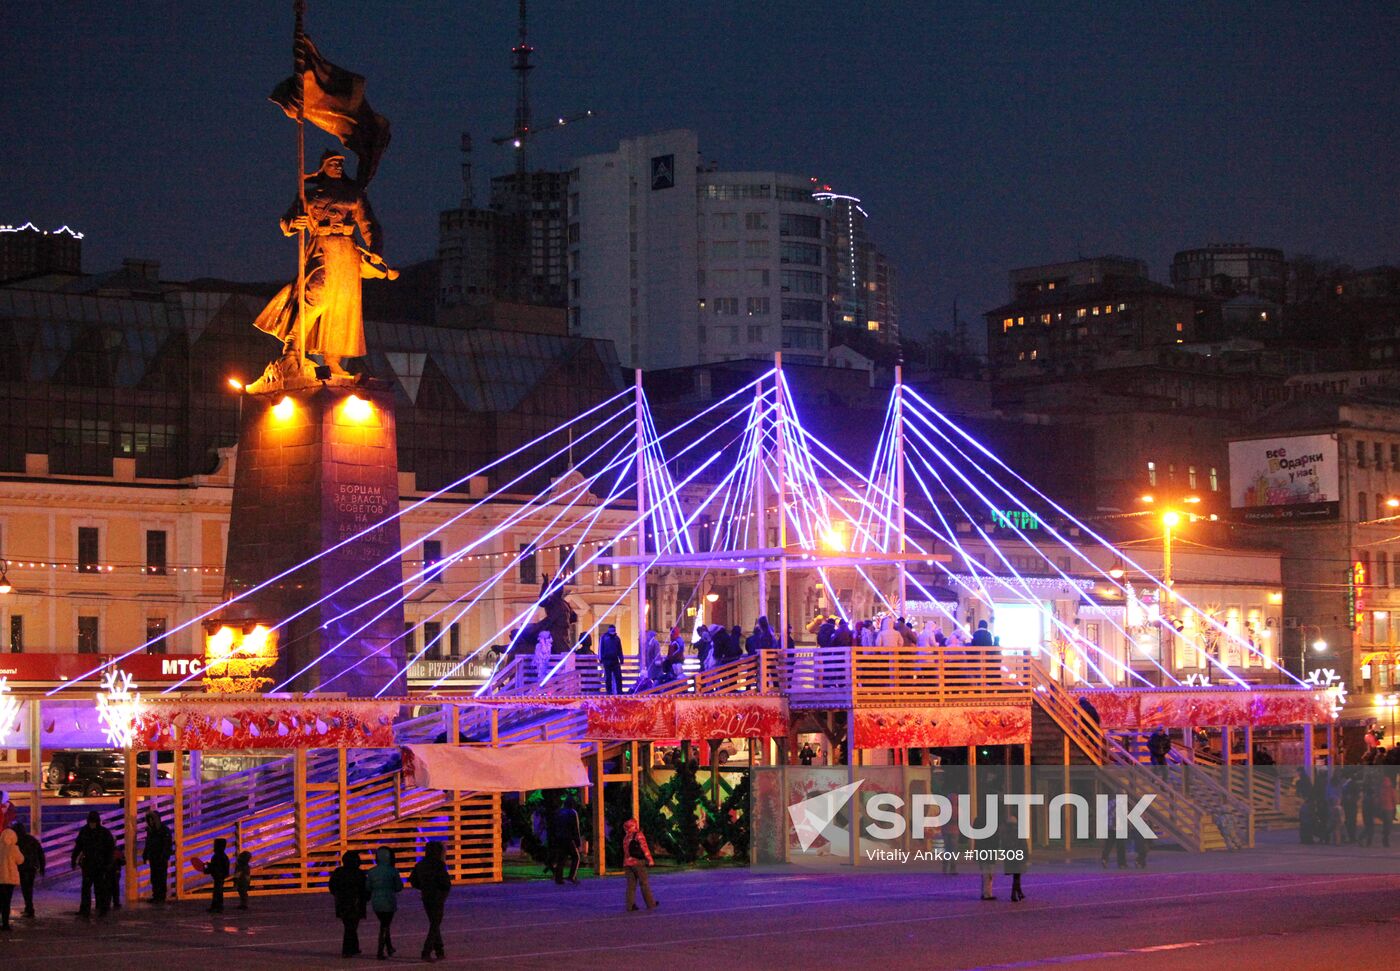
[48,751,170,796]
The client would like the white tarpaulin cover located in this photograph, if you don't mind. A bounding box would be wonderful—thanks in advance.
[402,743,590,792]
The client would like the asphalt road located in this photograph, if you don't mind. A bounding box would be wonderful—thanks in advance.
[2,861,1397,969]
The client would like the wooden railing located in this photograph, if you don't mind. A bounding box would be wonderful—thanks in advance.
[778,645,1034,708]
[1028,663,1106,765]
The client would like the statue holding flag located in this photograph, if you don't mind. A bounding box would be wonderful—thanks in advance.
[251,7,394,390]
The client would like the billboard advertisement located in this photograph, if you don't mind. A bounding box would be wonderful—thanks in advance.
[1228,434,1339,522]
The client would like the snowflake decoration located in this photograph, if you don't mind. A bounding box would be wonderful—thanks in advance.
[0,676,21,742]
[1184,673,1211,687]
[1305,668,1347,720]
[95,668,142,748]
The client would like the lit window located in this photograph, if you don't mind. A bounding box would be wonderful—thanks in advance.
[1175,322,1184,332]
[1188,466,1197,489]
[1077,308,1087,318]
[1017,351,1026,361]
[1118,303,1127,311]
[1003,317,1013,327]
[1041,313,1051,324]
[867,320,880,331]
[1029,349,1038,360]
[1017,316,1025,326]
[1104,304,1113,314]
[1147,461,1157,486]
[1209,466,1219,491]
[1092,306,1100,315]
[1047,281,1056,290]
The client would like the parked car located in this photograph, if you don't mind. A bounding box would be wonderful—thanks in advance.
[47,751,170,796]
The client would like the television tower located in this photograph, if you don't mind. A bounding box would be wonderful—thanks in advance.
[490,0,594,176]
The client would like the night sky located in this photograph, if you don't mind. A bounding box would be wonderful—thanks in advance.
[4,1,1399,341]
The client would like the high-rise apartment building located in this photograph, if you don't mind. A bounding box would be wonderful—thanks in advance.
[815,192,898,343]
[568,130,895,371]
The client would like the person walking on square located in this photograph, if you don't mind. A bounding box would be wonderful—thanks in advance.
[11,822,42,918]
[329,849,369,958]
[1002,810,1027,902]
[621,818,657,911]
[71,811,115,917]
[207,837,230,914]
[366,845,402,960]
[142,810,173,904]
[106,843,123,910]
[409,841,452,961]
[550,796,583,885]
[233,851,252,909]
[0,824,23,931]
[974,811,999,900]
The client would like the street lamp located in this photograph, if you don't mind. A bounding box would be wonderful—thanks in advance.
[1303,632,1327,679]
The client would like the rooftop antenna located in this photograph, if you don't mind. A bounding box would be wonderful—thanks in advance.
[491,0,595,174]
[509,0,532,177]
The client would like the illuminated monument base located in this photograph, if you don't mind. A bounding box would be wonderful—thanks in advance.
[220,380,407,697]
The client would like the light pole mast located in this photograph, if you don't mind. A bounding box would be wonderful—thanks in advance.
[633,368,647,654]
[776,353,789,655]
[895,364,907,619]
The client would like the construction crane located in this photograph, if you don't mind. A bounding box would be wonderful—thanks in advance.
[488,0,594,176]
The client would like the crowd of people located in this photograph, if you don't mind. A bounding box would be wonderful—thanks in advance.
[595,611,994,695]
[1296,746,1398,847]
[0,791,663,958]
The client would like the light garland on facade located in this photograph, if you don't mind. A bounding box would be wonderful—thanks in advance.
[1305,668,1347,719]
[95,668,141,748]
[0,222,84,238]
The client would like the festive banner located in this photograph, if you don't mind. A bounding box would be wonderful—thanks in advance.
[402,742,589,791]
[675,697,788,739]
[136,700,397,750]
[1076,689,1332,730]
[853,705,1031,749]
[585,697,677,740]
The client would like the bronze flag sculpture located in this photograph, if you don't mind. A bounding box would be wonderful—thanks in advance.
[250,9,394,391]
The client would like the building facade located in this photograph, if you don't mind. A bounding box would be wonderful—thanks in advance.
[568,130,896,371]
[985,257,1203,374]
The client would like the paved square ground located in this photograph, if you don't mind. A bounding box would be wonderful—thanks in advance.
[2,852,1397,969]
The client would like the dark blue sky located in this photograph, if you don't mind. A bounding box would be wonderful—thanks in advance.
[4,1,1398,340]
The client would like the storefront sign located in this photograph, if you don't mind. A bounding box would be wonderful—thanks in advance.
[0,653,208,686]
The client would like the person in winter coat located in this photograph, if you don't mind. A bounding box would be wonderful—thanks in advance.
[816,617,837,648]
[0,825,23,931]
[876,616,903,649]
[833,619,854,647]
[329,849,370,957]
[366,845,402,959]
[1147,727,1172,767]
[409,841,452,961]
[974,812,999,900]
[746,616,776,655]
[206,837,230,913]
[11,821,42,918]
[142,809,173,904]
[233,851,252,909]
[1001,811,1027,902]
[549,797,583,885]
[599,624,624,694]
[71,811,116,917]
[621,818,657,912]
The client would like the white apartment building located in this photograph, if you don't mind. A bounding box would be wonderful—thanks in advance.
[568,130,841,371]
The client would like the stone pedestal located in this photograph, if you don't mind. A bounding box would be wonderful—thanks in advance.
[221,381,407,697]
